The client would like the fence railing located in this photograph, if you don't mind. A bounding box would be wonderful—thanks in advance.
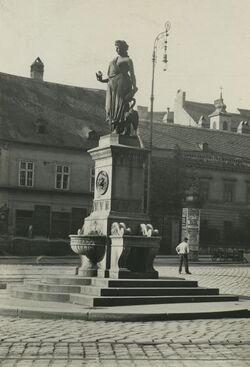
[209,247,247,262]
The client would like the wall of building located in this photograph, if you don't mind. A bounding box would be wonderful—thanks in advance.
[196,167,250,249]
[174,90,196,126]
[5,143,92,193]
[198,168,249,203]
[0,142,94,239]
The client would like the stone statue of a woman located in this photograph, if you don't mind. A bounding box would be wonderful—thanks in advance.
[96,40,138,134]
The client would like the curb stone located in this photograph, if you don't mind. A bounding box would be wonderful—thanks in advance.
[0,306,249,321]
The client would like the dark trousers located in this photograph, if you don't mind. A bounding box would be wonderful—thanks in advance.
[179,254,189,273]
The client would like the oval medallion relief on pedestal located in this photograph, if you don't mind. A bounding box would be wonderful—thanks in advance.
[96,170,109,195]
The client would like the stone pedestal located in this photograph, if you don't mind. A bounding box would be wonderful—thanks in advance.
[70,133,161,278]
[84,134,149,236]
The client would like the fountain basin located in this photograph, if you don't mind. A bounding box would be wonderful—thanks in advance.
[69,235,106,264]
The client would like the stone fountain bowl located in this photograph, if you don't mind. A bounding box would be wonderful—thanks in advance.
[69,235,106,264]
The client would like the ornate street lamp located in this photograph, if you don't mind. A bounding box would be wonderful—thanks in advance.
[147,21,171,214]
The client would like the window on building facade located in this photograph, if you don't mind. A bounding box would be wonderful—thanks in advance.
[223,181,235,202]
[213,121,216,129]
[19,161,34,187]
[199,180,210,202]
[55,165,70,190]
[89,167,95,192]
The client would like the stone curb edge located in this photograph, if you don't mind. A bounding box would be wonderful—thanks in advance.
[0,339,249,345]
[0,307,249,321]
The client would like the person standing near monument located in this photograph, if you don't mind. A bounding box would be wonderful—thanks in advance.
[96,40,138,134]
[176,237,192,274]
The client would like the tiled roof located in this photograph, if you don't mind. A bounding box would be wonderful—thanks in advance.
[0,72,108,150]
[184,101,214,123]
[238,108,250,119]
[0,71,249,160]
[139,121,250,160]
[184,100,245,129]
[151,112,166,123]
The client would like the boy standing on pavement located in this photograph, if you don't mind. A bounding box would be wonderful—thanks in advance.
[176,237,192,275]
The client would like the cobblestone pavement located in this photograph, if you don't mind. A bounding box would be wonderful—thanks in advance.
[156,264,250,298]
[0,317,249,366]
[0,265,249,366]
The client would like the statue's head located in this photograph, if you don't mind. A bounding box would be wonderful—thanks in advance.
[115,40,129,56]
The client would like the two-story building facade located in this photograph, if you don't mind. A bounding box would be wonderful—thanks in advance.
[0,60,108,251]
[0,59,250,255]
[138,98,250,253]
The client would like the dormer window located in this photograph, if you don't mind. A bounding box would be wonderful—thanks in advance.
[213,121,216,129]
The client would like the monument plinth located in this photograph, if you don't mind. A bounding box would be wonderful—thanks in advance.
[70,133,161,278]
[84,134,149,235]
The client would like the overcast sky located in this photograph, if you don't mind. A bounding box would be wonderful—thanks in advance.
[0,0,250,112]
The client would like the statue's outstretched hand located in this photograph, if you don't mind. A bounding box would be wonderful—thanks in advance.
[96,71,108,83]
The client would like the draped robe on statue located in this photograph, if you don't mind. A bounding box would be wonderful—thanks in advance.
[106,57,133,133]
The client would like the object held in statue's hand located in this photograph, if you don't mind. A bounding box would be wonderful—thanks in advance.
[96,71,103,82]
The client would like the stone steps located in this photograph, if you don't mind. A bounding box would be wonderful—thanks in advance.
[91,278,198,288]
[9,280,206,299]
[10,286,70,302]
[70,293,239,307]
[8,275,239,308]
[80,285,219,297]
[24,281,82,294]
[34,277,92,286]
[11,283,217,299]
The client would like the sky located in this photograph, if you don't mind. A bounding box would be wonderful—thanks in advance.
[0,0,250,112]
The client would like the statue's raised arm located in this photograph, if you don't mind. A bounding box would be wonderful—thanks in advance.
[96,40,138,135]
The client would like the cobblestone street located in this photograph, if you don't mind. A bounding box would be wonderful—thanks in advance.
[0,265,249,366]
[0,317,249,366]
[156,264,250,298]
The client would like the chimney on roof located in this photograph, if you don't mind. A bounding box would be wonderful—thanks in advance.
[199,142,209,151]
[175,90,186,108]
[163,107,173,123]
[30,57,44,81]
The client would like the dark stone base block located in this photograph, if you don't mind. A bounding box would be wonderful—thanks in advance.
[109,270,159,279]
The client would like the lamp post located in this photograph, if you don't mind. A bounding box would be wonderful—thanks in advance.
[147,21,171,214]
